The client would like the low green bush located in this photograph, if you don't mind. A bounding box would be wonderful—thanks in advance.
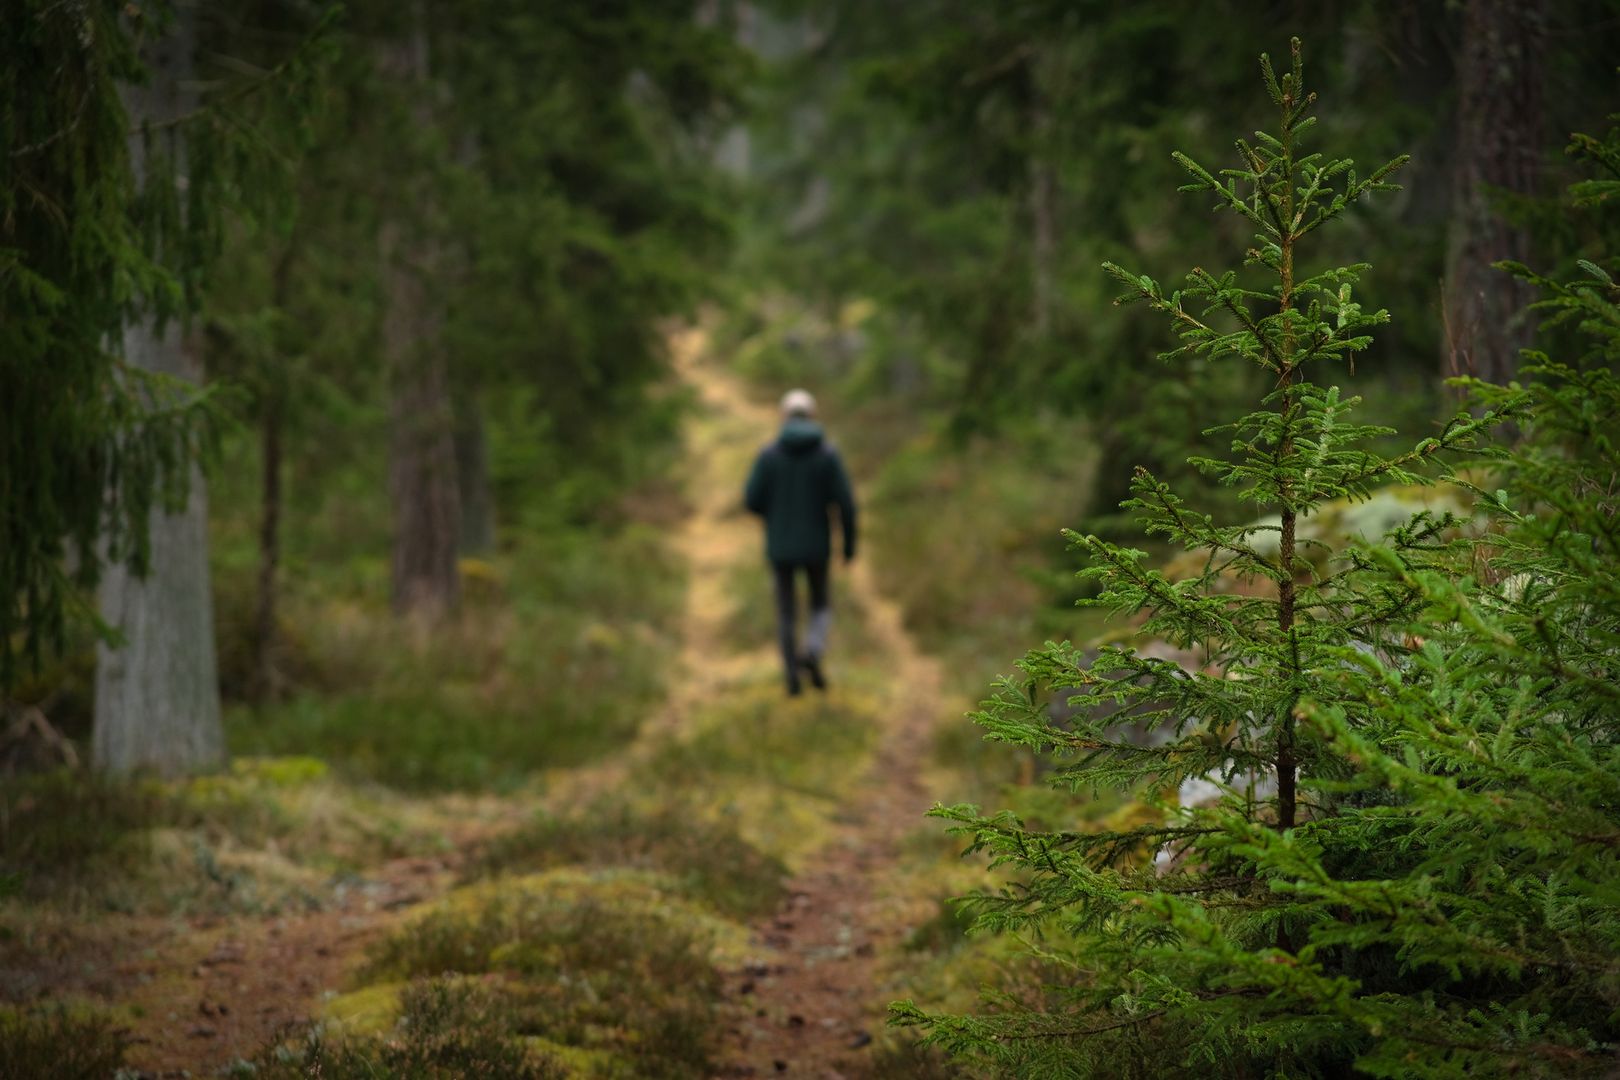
[468,802,788,920]
[225,529,680,792]
[364,893,722,1077]
[0,1005,133,1079]
[240,978,562,1079]
[0,771,160,895]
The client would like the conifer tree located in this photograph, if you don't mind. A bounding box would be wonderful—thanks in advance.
[2,1,325,702]
[889,40,1582,1075]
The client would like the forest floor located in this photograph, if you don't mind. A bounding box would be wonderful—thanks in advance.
[1,327,975,1078]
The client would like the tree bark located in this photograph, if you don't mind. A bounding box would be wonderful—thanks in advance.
[383,223,460,618]
[1026,43,1064,343]
[1028,109,1057,341]
[381,11,460,619]
[248,241,298,702]
[94,5,224,776]
[454,398,496,556]
[1441,0,1546,388]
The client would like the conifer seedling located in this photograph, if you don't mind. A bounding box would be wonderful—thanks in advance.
[892,39,1527,1075]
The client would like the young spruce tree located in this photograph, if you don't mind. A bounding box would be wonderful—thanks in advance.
[891,40,1554,1076]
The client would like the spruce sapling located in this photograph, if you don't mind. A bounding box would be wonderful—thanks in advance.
[892,39,1520,1076]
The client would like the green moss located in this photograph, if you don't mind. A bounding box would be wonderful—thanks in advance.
[321,981,406,1037]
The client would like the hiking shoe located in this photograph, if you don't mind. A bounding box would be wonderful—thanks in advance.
[786,674,803,697]
[798,653,826,691]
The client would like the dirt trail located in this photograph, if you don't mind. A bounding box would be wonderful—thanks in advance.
[664,331,953,1077]
[44,326,956,1078]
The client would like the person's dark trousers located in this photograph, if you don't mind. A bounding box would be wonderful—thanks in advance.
[771,559,830,694]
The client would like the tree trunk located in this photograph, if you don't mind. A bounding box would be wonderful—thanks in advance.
[1441,0,1546,388]
[1028,113,1057,341]
[94,5,224,776]
[381,11,460,619]
[248,242,298,702]
[384,224,460,618]
[1027,43,1064,343]
[454,399,496,556]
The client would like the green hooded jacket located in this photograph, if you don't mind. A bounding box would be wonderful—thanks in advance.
[744,418,857,564]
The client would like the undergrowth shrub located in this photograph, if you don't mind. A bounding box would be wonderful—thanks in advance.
[0,771,160,895]
[243,978,561,1079]
[0,1005,133,1079]
[467,802,788,920]
[365,893,722,1076]
[893,42,1620,1078]
[645,690,878,796]
[225,527,680,791]
[0,757,424,909]
[869,421,1103,692]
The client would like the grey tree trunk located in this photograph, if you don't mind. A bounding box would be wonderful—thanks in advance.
[381,12,460,619]
[96,6,224,776]
[1442,0,1546,388]
[95,380,224,774]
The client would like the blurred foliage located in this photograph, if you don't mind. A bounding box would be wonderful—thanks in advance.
[735,0,1616,515]
[0,0,330,687]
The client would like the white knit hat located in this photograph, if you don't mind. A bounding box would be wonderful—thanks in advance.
[780,388,817,418]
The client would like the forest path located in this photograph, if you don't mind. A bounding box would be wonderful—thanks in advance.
[35,325,959,1079]
[662,330,956,1078]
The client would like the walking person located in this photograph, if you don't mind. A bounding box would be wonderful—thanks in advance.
[744,389,857,696]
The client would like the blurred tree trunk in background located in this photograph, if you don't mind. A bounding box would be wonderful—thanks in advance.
[1442,0,1546,387]
[95,6,225,775]
[455,400,496,556]
[1028,47,1058,343]
[381,9,460,619]
[251,393,283,698]
[248,241,299,703]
